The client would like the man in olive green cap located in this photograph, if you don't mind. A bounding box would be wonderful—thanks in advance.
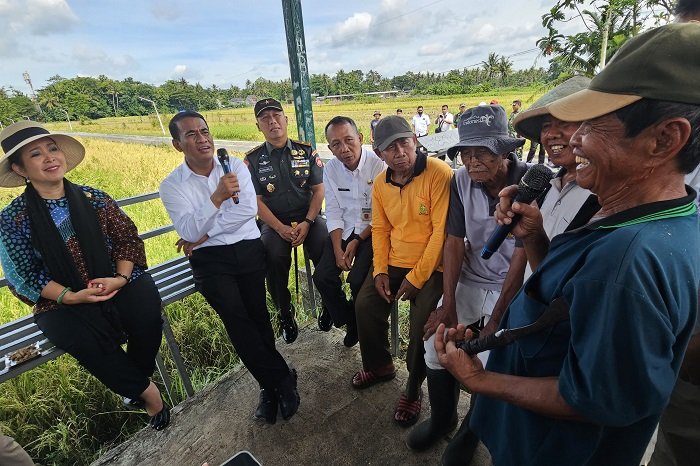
[436,23,700,466]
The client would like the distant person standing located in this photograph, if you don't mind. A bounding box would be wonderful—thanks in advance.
[411,106,431,137]
[507,100,522,137]
[454,103,466,128]
[396,108,403,116]
[369,110,381,145]
[434,105,454,133]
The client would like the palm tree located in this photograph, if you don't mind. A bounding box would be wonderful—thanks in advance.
[481,52,500,81]
[497,56,513,83]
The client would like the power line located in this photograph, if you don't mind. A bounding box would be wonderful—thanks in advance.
[372,0,447,27]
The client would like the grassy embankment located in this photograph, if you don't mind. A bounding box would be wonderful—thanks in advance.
[2,87,547,464]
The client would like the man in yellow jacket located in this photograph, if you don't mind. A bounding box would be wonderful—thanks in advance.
[350,115,453,428]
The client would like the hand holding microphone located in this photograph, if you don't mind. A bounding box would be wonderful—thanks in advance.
[216,148,240,204]
[481,164,554,259]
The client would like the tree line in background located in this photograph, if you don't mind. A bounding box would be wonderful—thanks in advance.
[0,61,548,124]
[0,0,676,125]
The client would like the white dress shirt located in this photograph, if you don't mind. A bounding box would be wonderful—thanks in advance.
[323,147,385,240]
[160,156,260,249]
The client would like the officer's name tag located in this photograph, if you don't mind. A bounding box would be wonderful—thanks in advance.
[291,159,310,168]
[361,208,371,221]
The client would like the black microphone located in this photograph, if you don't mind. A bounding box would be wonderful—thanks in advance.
[216,148,239,204]
[480,164,554,259]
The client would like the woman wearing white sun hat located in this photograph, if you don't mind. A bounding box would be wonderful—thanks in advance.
[0,121,169,430]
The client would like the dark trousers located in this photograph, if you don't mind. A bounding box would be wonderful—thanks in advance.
[35,274,163,400]
[312,235,373,327]
[526,142,546,164]
[355,266,443,400]
[260,217,328,315]
[189,239,290,389]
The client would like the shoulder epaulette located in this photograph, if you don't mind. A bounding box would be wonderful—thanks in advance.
[245,143,266,157]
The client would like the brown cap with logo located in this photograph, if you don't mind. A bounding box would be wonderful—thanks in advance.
[548,23,700,122]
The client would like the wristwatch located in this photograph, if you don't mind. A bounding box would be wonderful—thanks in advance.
[304,217,314,226]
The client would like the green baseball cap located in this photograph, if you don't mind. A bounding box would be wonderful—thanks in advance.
[513,76,591,142]
[549,23,700,122]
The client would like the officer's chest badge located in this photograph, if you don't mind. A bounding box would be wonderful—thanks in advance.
[291,149,299,156]
[419,203,428,215]
[267,183,275,193]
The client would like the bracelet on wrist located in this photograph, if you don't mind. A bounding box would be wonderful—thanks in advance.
[303,217,314,226]
[57,286,71,305]
[114,272,131,284]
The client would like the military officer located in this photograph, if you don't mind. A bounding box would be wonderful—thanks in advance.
[245,98,328,344]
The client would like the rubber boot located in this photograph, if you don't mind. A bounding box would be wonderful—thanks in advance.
[441,394,480,466]
[406,368,459,450]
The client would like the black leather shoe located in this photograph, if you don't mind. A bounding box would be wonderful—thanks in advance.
[343,319,358,347]
[279,313,298,344]
[317,306,333,331]
[276,369,300,420]
[254,388,278,424]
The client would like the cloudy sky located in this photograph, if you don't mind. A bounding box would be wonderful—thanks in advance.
[1,0,568,93]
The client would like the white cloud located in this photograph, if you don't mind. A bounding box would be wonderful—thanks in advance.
[170,64,202,81]
[71,45,138,77]
[0,0,78,57]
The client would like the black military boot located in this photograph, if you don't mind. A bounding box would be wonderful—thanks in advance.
[406,368,460,450]
[441,394,479,466]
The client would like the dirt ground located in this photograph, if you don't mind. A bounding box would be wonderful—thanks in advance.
[91,325,492,466]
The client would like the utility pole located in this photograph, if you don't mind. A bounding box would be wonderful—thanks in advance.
[281,0,316,148]
[137,96,166,136]
[22,71,43,116]
[60,109,73,130]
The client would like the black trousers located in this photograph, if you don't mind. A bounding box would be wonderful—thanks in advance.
[35,274,163,400]
[526,142,546,164]
[312,235,373,327]
[189,239,290,389]
[260,217,328,315]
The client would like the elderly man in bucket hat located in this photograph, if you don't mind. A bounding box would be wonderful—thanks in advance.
[351,115,453,428]
[406,104,527,457]
[436,23,700,466]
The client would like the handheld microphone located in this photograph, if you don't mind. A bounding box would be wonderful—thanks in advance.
[480,164,554,259]
[216,148,240,204]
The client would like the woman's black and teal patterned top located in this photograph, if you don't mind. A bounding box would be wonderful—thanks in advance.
[0,185,147,314]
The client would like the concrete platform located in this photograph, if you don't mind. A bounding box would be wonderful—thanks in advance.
[91,325,492,466]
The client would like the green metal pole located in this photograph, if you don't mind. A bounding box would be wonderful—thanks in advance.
[281,0,316,149]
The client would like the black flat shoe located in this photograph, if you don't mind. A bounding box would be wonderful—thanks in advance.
[254,388,278,424]
[317,306,333,331]
[276,369,300,420]
[149,403,170,431]
[280,313,298,344]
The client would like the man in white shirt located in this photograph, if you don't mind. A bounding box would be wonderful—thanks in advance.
[435,105,454,133]
[411,106,431,137]
[159,111,299,425]
[313,116,385,347]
